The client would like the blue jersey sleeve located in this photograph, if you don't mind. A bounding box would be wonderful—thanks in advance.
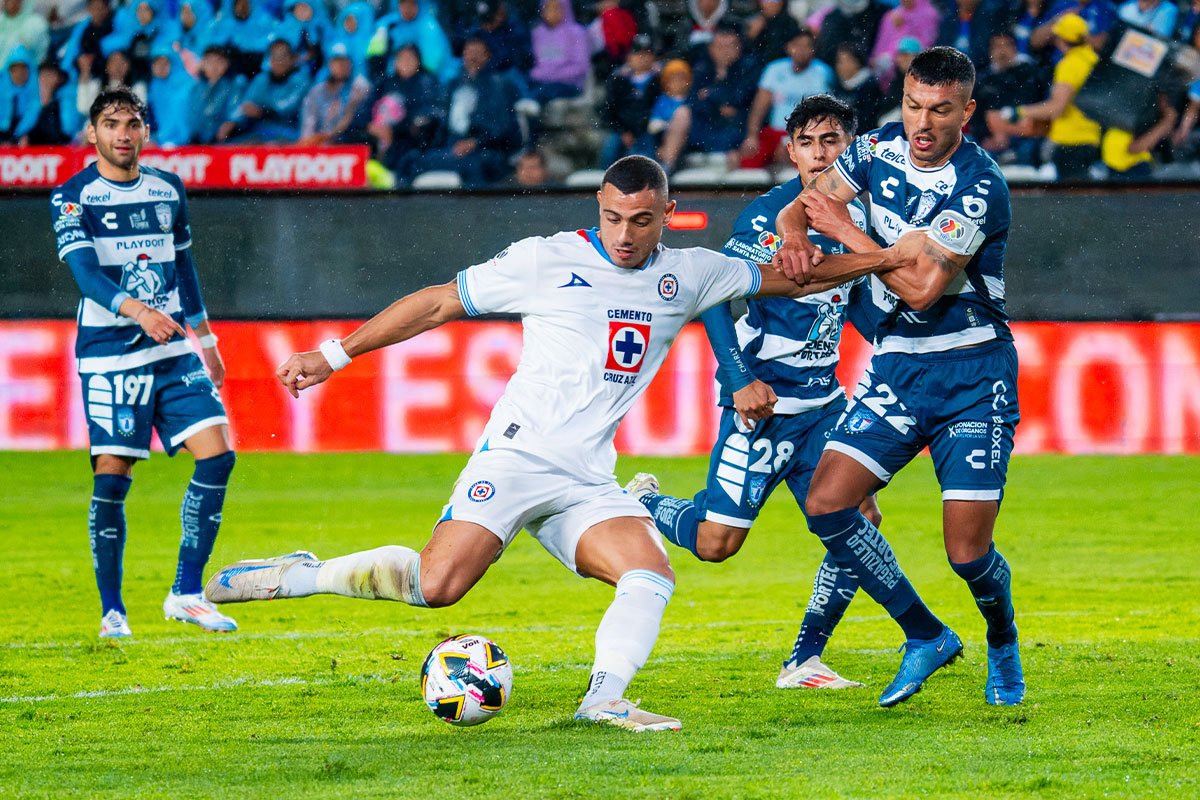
[833,132,875,194]
[927,169,1010,256]
[169,178,206,326]
[52,187,129,312]
[700,302,757,392]
[65,247,129,314]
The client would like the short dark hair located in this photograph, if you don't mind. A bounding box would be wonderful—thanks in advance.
[602,155,668,196]
[789,26,816,44]
[907,46,975,91]
[88,85,147,125]
[785,94,857,139]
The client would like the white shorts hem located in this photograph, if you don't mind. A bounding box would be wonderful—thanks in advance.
[702,510,753,528]
[824,441,892,482]
[168,416,228,447]
[942,489,1002,501]
[91,445,150,460]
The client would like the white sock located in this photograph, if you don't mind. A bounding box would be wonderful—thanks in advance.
[579,569,674,711]
[280,546,427,607]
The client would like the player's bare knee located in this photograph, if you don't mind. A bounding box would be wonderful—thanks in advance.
[695,523,747,562]
[93,454,134,477]
[415,568,467,608]
[862,506,883,528]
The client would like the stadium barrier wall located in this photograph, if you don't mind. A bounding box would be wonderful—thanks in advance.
[2,320,1198,455]
[4,188,1199,322]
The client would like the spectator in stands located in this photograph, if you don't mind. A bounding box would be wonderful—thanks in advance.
[206,0,275,78]
[685,0,731,54]
[506,146,550,186]
[27,60,80,144]
[0,0,49,67]
[1011,0,1056,68]
[1170,73,1200,160]
[219,38,309,141]
[1116,0,1177,38]
[70,50,99,122]
[368,0,457,84]
[1101,91,1176,178]
[103,49,146,100]
[0,44,38,143]
[833,44,884,132]
[528,0,589,104]
[468,0,532,76]
[300,41,372,144]
[100,0,162,82]
[870,0,938,77]
[744,0,800,67]
[276,0,331,72]
[815,0,885,69]
[937,0,1007,67]
[878,33,920,97]
[155,0,215,76]
[742,26,832,168]
[648,58,693,172]
[689,24,757,167]
[147,40,194,145]
[989,13,1101,179]
[973,31,1046,164]
[395,36,522,185]
[1031,0,1116,53]
[189,45,245,143]
[586,0,638,80]
[330,2,374,73]
[597,32,659,166]
[368,42,445,169]
[57,0,113,82]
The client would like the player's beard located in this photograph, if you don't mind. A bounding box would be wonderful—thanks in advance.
[98,139,141,171]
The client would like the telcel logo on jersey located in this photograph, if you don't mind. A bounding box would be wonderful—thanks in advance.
[657,273,678,301]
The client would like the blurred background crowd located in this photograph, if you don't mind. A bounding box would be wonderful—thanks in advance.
[1,0,1198,186]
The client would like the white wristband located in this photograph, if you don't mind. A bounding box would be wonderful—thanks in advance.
[197,333,218,348]
[319,338,352,371]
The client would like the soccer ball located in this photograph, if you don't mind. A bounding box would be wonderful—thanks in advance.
[419,634,513,727]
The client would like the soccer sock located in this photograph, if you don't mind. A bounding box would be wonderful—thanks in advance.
[807,507,943,641]
[90,474,132,615]
[173,451,235,595]
[579,569,675,711]
[280,546,428,607]
[636,492,700,558]
[789,551,858,665]
[949,544,1017,648]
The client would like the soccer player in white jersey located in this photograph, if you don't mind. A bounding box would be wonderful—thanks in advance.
[52,86,238,638]
[773,48,1025,707]
[206,156,884,731]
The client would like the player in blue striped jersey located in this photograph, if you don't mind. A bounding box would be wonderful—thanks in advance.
[52,86,237,638]
[774,47,1024,707]
[628,96,895,691]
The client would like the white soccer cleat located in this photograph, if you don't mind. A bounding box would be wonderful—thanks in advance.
[776,655,865,689]
[623,472,660,501]
[164,591,238,632]
[99,609,132,639]
[574,699,681,732]
[204,550,318,604]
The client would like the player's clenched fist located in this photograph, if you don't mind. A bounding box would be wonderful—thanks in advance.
[773,238,824,284]
[276,351,334,398]
[732,379,778,427]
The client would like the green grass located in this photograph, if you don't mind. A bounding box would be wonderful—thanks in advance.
[1,452,1198,799]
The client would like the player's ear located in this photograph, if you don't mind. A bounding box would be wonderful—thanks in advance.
[962,96,976,127]
[661,198,676,227]
[85,123,96,145]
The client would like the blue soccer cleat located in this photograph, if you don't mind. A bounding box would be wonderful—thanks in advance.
[985,640,1025,705]
[879,626,963,707]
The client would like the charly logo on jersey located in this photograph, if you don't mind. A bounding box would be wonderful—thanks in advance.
[121,254,166,301]
[154,203,173,232]
[657,273,678,301]
[757,231,782,254]
[467,481,495,502]
[606,321,650,375]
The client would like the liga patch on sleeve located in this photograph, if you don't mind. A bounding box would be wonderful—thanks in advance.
[927,210,986,256]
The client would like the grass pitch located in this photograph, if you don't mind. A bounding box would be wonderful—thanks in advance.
[1,451,1198,799]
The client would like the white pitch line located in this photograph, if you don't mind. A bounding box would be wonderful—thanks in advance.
[0,674,393,705]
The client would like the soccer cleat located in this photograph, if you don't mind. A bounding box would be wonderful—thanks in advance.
[623,472,660,501]
[164,591,238,632]
[574,699,682,732]
[878,626,963,707]
[99,609,132,639]
[204,550,318,604]
[776,655,865,689]
[985,640,1026,705]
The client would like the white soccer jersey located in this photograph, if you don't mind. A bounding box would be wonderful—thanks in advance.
[456,228,762,482]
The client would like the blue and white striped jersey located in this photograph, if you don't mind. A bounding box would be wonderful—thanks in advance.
[52,164,205,374]
[719,176,889,414]
[833,122,1011,355]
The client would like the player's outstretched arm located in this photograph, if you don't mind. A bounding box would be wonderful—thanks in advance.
[774,166,859,282]
[814,231,970,312]
[276,281,465,397]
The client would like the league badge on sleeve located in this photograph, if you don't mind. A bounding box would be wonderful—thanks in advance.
[757,231,782,254]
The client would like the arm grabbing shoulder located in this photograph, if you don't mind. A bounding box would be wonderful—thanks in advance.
[875,234,972,312]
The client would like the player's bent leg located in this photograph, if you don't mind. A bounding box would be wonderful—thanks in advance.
[573,517,681,732]
[91,454,135,636]
[780,552,863,689]
[694,520,750,563]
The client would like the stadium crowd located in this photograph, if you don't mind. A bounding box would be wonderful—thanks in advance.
[2,0,1198,184]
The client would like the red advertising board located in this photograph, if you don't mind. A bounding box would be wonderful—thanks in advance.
[0,146,369,190]
[1,320,1198,455]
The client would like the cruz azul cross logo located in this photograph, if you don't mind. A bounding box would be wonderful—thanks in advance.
[606,322,650,373]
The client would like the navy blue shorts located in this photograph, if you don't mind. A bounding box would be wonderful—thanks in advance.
[697,399,846,528]
[82,353,227,460]
[826,340,1020,502]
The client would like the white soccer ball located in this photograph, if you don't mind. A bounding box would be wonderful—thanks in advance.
[419,634,513,727]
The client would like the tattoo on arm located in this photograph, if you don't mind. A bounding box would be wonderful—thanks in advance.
[807,168,843,196]
[923,239,958,274]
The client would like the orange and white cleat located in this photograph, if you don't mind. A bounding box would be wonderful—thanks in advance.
[163,591,238,632]
[776,655,865,689]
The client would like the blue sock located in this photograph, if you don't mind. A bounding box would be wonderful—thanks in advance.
[807,507,942,641]
[636,491,700,559]
[950,544,1016,648]
[789,552,857,664]
[90,474,132,615]
[173,451,235,594]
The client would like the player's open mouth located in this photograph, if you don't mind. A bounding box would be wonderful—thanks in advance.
[913,135,934,150]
